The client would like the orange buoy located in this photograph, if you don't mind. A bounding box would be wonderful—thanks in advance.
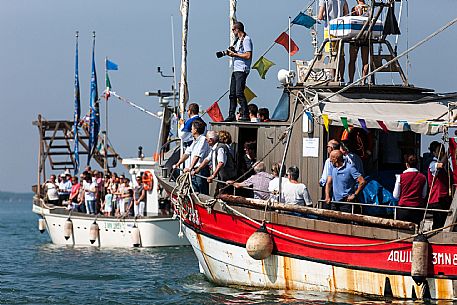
[142,171,154,191]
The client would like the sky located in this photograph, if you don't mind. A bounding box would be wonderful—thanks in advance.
[1,1,457,192]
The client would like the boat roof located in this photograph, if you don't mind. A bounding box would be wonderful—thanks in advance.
[122,157,157,167]
[311,91,457,135]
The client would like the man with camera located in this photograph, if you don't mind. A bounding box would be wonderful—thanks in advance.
[220,21,253,122]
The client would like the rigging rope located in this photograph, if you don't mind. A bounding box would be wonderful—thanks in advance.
[109,91,161,119]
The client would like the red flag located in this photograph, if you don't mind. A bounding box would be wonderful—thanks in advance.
[274,32,299,56]
[206,101,224,122]
[376,120,388,133]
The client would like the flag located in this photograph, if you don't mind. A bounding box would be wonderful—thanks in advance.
[106,59,118,70]
[105,72,111,98]
[292,12,316,28]
[73,32,80,175]
[322,114,330,132]
[275,32,299,56]
[341,117,350,131]
[305,111,313,122]
[252,56,275,79]
[400,120,410,131]
[377,120,388,133]
[358,118,369,133]
[206,101,224,122]
[88,34,99,166]
[244,86,257,103]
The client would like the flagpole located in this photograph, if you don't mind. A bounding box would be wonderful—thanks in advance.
[104,57,108,174]
[288,16,291,72]
[179,0,189,159]
[73,31,80,176]
[171,15,178,134]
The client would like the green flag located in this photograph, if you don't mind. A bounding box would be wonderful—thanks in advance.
[341,117,349,131]
[252,56,275,79]
[105,71,111,90]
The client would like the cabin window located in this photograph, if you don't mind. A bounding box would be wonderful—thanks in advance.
[271,91,290,121]
[327,126,419,192]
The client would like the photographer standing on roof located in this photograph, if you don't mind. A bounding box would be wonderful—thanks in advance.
[224,21,253,122]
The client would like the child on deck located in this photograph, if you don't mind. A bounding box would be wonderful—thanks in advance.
[102,189,113,217]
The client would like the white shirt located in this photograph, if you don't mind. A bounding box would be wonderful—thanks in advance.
[281,180,313,206]
[83,180,97,201]
[45,182,59,200]
[185,134,210,169]
[393,168,427,200]
[319,158,332,186]
[205,144,227,171]
[59,180,72,194]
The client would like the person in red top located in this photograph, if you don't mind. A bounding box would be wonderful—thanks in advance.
[68,176,83,212]
[393,154,427,224]
[428,143,452,229]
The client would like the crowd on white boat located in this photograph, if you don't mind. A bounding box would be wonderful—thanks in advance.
[175,102,452,230]
[42,168,153,217]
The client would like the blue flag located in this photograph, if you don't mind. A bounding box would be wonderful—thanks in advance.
[106,59,118,71]
[292,12,316,28]
[88,34,99,166]
[73,32,80,175]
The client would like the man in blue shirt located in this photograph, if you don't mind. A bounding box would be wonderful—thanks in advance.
[224,21,253,122]
[325,150,366,213]
[179,103,203,147]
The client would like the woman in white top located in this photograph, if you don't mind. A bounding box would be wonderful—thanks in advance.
[281,166,313,206]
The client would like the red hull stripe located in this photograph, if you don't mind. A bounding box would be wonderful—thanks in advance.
[186,204,457,277]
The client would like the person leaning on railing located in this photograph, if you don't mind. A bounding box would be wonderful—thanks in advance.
[325,150,366,213]
[392,154,427,225]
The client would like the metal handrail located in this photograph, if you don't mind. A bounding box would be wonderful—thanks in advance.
[317,199,451,220]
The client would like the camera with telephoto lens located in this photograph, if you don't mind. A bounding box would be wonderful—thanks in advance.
[216,46,235,58]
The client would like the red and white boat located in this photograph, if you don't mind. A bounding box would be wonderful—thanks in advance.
[156,0,457,300]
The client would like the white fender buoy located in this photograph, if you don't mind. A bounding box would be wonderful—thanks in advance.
[131,225,141,247]
[38,218,46,233]
[412,234,429,285]
[89,222,99,244]
[63,219,73,240]
[246,225,274,260]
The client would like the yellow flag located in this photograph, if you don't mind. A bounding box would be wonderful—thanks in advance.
[243,86,257,103]
[322,114,330,132]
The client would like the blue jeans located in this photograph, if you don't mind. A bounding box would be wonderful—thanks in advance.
[85,200,96,215]
[229,71,249,118]
[192,166,209,195]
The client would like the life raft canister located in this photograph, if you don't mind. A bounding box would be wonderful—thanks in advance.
[142,171,154,191]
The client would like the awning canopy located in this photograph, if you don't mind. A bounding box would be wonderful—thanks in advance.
[312,93,456,135]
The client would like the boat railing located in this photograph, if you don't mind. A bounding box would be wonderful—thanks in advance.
[317,200,451,221]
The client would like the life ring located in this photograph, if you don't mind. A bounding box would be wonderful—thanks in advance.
[142,171,154,191]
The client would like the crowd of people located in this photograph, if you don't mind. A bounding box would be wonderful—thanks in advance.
[321,138,452,229]
[43,167,148,218]
[175,108,453,229]
[174,104,313,206]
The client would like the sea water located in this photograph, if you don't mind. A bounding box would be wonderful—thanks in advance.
[0,199,447,304]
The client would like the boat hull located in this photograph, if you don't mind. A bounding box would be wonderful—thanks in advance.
[33,203,189,248]
[184,224,456,299]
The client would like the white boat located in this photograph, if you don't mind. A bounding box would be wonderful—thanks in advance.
[32,116,189,248]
